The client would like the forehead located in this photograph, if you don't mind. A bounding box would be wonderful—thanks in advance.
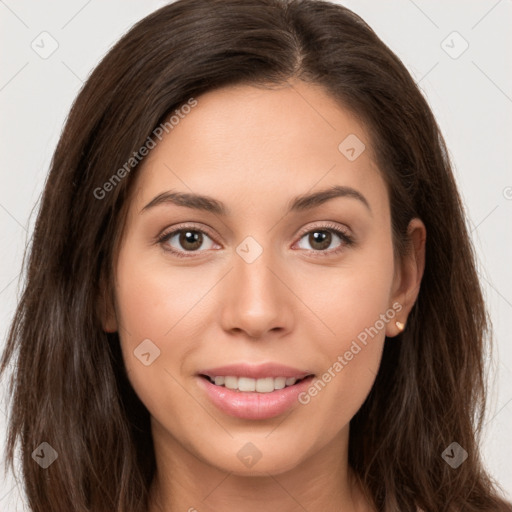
[129,80,387,218]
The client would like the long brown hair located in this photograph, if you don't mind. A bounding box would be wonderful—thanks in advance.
[1,0,510,510]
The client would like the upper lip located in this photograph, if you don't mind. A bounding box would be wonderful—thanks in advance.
[198,363,313,380]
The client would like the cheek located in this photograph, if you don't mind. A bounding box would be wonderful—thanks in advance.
[112,242,222,423]
[312,241,395,355]
[112,246,186,404]
[113,244,205,342]
[299,237,395,417]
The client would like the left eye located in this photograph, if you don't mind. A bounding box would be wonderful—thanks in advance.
[295,228,350,253]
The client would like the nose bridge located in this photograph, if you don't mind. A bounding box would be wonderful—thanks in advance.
[220,234,293,336]
[234,236,282,310]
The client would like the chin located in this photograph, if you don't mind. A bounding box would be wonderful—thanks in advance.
[195,436,308,476]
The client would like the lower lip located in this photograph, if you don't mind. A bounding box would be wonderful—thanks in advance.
[198,375,314,420]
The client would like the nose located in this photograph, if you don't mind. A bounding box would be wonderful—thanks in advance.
[219,245,294,340]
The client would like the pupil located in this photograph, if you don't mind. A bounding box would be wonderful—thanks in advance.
[180,230,202,250]
[310,231,330,250]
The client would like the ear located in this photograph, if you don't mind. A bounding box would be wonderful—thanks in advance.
[98,273,118,333]
[386,217,426,337]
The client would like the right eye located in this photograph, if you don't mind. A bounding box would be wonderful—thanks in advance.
[157,225,219,258]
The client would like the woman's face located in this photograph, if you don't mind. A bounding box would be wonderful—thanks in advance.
[104,80,422,476]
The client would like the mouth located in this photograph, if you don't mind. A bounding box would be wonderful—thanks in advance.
[199,374,313,393]
[197,364,315,420]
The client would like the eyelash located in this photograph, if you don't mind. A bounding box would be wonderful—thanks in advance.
[156,222,354,259]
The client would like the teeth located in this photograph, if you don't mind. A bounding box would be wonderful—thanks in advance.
[274,377,286,389]
[207,375,305,392]
[224,376,238,390]
[238,377,256,392]
[255,377,274,392]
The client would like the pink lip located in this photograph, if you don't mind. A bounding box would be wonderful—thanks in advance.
[198,376,314,420]
[198,362,312,380]
[196,363,314,420]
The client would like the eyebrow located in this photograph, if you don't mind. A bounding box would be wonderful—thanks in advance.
[140,185,371,216]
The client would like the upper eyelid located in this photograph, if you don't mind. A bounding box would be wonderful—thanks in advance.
[159,222,217,242]
[295,221,351,238]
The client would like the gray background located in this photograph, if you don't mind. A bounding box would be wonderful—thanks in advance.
[1,0,511,509]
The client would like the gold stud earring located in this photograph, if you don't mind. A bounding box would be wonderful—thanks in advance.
[395,321,405,332]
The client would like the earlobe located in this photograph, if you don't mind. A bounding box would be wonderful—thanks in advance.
[386,318,406,338]
[386,218,426,338]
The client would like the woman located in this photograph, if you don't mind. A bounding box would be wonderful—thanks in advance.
[1,0,510,510]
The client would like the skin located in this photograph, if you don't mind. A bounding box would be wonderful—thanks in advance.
[101,79,426,512]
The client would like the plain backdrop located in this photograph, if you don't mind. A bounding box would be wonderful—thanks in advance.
[1,0,511,509]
